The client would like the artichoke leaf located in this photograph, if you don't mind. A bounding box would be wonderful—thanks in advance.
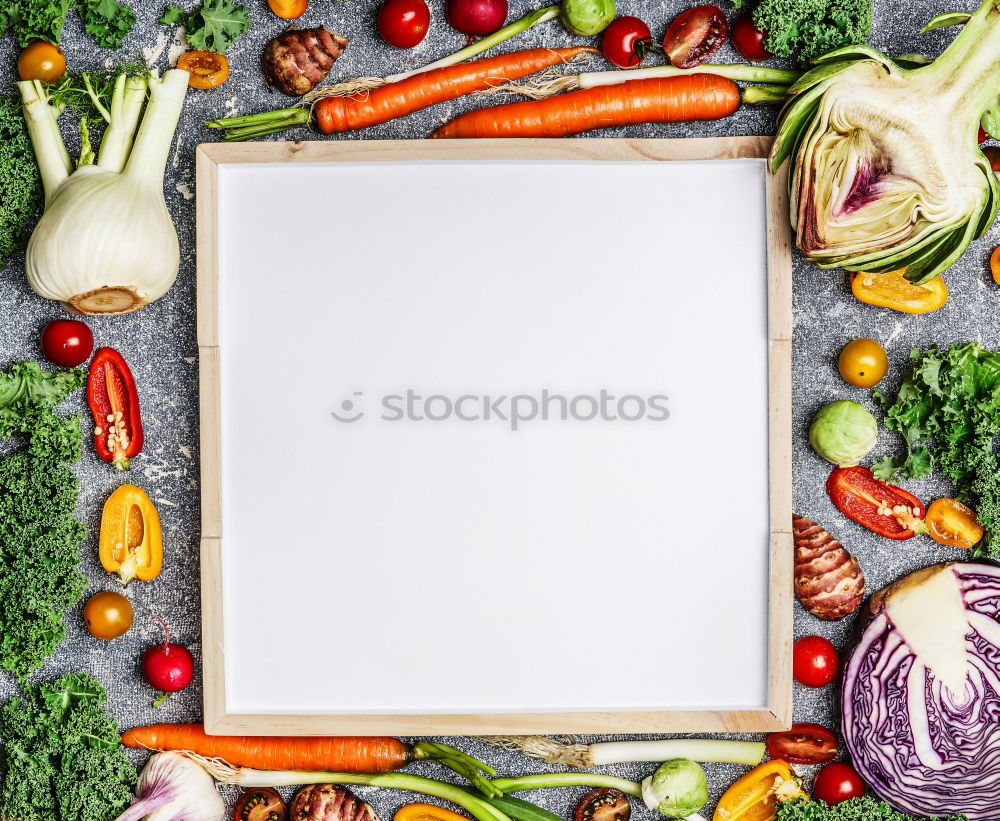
[920,11,972,33]
[812,44,900,72]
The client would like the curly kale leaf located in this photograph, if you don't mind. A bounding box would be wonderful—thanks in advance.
[0,362,87,678]
[874,342,1000,559]
[729,0,874,63]
[0,95,43,268]
[0,0,135,48]
[775,797,966,821]
[160,0,249,54]
[0,674,136,821]
[75,0,135,49]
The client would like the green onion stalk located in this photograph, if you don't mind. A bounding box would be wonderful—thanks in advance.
[204,5,563,142]
[770,0,1000,283]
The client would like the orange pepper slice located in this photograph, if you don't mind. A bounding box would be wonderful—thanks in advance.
[396,806,470,821]
[176,51,229,89]
[926,498,984,549]
[850,270,948,314]
[713,761,806,821]
[99,484,163,584]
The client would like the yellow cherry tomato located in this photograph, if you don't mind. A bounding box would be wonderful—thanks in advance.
[396,806,470,821]
[990,246,1000,286]
[926,498,984,549]
[838,338,888,388]
[84,591,134,640]
[18,41,66,83]
[176,51,230,89]
[850,270,948,314]
[267,0,308,18]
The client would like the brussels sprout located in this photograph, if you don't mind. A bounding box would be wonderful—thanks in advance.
[559,0,615,36]
[809,400,878,467]
[640,759,708,818]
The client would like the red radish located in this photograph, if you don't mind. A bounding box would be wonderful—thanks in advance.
[142,615,194,704]
[446,0,508,36]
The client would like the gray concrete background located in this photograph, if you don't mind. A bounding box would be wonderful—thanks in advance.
[0,0,994,817]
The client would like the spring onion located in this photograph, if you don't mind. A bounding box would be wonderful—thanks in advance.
[481,736,766,768]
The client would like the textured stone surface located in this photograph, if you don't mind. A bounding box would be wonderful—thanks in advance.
[0,0,993,816]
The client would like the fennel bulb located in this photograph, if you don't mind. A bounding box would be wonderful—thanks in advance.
[19,69,189,315]
[769,0,1000,283]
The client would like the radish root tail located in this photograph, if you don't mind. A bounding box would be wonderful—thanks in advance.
[480,736,594,768]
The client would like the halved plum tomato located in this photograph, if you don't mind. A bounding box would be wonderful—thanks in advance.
[234,787,287,821]
[767,723,838,765]
[826,466,925,539]
[663,5,728,69]
[177,50,230,88]
[575,788,631,821]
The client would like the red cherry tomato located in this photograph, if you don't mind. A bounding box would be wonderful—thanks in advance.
[663,5,728,69]
[767,723,838,765]
[793,635,839,688]
[601,16,652,68]
[377,0,431,49]
[142,641,194,693]
[731,14,772,61]
[233,787,288,821]
[812,762,866,806]
[574,788,630,821]
[41,319,94,367]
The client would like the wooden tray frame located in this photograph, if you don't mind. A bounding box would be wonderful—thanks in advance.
[196,137,793,736]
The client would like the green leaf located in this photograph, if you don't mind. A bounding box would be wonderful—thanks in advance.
[920,10,971,33]
[160,0,249,54]
[75,0,136,49]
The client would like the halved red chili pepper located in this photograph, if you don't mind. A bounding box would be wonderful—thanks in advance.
[826,466,925,539]
[87,347,144,472]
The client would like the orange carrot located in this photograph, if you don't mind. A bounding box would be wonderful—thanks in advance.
[430,74,741,139]
[121,724,410,771]
[314,47,594,134]
[120,725,494,788]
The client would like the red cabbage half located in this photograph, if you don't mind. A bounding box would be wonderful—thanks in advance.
[842,562,1000,820]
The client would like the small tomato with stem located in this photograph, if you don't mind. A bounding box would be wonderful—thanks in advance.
[378,0,431,48]
[601,16,652,68]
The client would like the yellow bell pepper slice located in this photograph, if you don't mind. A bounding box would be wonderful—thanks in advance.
[850,270,948,314]
[713,761,807,821]
[99,484,162,584]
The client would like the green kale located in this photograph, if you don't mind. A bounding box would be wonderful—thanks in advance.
[0,673,136,821]
[0,0,134,48]
[0,362,87,679]
[730,0,874,63]
[775,797,966,821]
[873,342,1000,559]
[0,95,43,269]
[160,0,250,54]
[75,0,135,49]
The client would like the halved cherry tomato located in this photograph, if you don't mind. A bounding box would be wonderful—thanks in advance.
[926,498,984,549]
[826,466,925,539]
[811,763,865,806]
[177,51,230,89]
[767,723,838,765]
[712,761,807,821]
[663,5,728,69]
[601,16,653,68]
[731,14,772,61]
[574,788,630,821]
[396,805,469,821]
[850,270,948,314]
[18,41,66,82]
[267,0,308,18]
[234,787,287,821]
[377,0,431,49]
[793,636,839,688]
